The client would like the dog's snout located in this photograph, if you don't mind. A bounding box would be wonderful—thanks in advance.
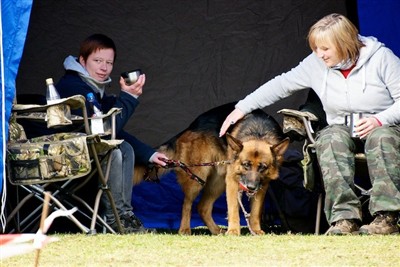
[246,179,260,191]
[247,183,258,191]
[240,172,261,192]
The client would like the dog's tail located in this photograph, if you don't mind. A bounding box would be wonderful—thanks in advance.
[133,143,176,185]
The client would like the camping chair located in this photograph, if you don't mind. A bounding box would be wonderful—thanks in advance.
[4,95,124,234]
[277,92,371,234]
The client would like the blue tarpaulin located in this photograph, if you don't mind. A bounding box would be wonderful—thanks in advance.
[358,0,400,56]
[0,1,33,228]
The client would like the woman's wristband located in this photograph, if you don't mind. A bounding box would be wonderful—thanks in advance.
[373,116,382,126]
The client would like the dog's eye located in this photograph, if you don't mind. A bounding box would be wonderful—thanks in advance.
[242,161,251,170]
[258,163,268,172]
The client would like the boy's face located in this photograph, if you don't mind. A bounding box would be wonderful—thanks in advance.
[80,48,114,82]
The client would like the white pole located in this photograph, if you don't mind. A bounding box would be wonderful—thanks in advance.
[0,0,7,232]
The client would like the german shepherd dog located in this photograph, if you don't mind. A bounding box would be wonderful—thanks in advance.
[134,102,289,235]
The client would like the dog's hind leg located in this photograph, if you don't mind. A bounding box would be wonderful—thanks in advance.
[178,178,203,235]
[197,172,226,235]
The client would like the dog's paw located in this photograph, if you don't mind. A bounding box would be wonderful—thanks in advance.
[253,229,265,235]
[226,229,240,236]
[218,228,227,235]
[178,228,192,235]
[208,227,225,235]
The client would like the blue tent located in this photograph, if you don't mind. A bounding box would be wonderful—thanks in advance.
[1,1,33,229]
[358,0,400,57]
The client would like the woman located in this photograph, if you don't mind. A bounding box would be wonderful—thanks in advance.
[56,34,167,234]
[219,14,400,235]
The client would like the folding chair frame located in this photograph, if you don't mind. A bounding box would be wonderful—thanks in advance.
[278,108,371,234]
[4,95,124,234]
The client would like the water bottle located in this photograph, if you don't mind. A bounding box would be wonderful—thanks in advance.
[86,92,103,117]
[45,78,61,104]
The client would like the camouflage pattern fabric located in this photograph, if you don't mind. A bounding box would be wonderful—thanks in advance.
[16,111,82,121]
[91,138,123,156]
[302,142,316,191]
[315,125,400,224]
[278,109,318,136]
[8,113,27,141]
[364,126,400,215]
[282,115,307,136]
[7,132,91,185]
[46,104,72,128]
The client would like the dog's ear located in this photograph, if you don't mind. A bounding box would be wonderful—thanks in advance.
[272,137,290,158]
[226,133,243,152]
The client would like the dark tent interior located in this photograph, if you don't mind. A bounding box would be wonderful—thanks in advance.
[16,1,351,145]
[7,0,400,234]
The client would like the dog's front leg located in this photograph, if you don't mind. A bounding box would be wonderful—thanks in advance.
[249,186,268,235]
[226,172,241,236]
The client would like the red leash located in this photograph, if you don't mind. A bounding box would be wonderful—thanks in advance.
[144,158,232,186]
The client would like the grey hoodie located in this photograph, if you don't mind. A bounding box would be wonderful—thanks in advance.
[63,55,111,98]
[236,35,400,125]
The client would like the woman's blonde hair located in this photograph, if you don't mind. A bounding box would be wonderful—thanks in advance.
[308,13,364,63]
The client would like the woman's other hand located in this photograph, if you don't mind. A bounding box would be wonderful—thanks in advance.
[355,116,381,139]
[120,74,146,97]
[150,152,169,167]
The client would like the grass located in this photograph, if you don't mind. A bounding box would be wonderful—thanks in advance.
[2,228,399,267]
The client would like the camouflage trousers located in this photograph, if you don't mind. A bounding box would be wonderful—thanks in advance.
[315,124,400,224]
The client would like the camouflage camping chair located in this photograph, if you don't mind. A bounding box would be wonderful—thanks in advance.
[277,90,371,234]
[4,95,124,234]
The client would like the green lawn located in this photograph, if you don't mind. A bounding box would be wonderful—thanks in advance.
[2,231,399,267]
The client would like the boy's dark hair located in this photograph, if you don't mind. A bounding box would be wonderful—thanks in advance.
[79,33,117,62]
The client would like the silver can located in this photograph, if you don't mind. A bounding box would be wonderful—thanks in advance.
[344,113,374,138]
[121,69,142,85]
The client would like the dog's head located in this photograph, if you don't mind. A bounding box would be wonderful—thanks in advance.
[226,134,290,196]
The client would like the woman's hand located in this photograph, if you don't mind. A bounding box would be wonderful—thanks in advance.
[219,108,245,137]
[120,74,146,97]
[354,117,381,139]
[150,152,169,166]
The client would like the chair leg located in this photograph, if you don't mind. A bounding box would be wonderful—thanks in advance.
[89,144,123,234]
[315,193,323,235]
[46,192,90,233]
[6,183,91,234]
[6,190,35,231]
[47,148,124,234]
[31,184,90,233]
[6,190,40,233]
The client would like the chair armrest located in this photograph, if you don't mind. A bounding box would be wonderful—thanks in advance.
[12,95,87,112]
[14,112,83,122]
[87,107,121,139]
[278,108,319,144]
[12,95,91,134]
[278,108,319,121]
[11,95,121,139]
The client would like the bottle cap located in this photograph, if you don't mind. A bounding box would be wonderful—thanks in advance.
[86,92,95,100]
[46,78,54,85]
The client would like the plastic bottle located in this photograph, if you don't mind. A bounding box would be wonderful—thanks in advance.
[45,78,61,104]
[86,92,103,117]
